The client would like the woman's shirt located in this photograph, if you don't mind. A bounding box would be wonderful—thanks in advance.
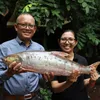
[52,53,89,100]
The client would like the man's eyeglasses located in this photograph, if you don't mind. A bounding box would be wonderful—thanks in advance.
[60,37,75,43]
[17,23,35,29]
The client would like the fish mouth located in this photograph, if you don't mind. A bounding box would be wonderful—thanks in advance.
[2,57,10,66]
[2,54,22,66]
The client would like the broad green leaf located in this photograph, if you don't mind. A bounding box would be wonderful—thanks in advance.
[28,4,32,8]
[85,0,95,3]
[45,9,50,17]
[80,38,86,43]
[82,2,87,7]
[78,41,84,47]
[78,0,84,3]
[23,6,30,12]
[67,5,71,11]
[77,44,82,50]
[95,39,100,45]
[65,0,70,4]
[88,5,96,10]
[51,10,60,16]
[85,6,89,14]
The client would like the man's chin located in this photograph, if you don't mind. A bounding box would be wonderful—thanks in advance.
[22,37,31,40]
[23,35,31,38]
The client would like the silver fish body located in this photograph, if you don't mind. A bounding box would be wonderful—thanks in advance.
[2,51,100,76]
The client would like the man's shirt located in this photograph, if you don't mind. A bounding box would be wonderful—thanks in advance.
[0,37,44,95]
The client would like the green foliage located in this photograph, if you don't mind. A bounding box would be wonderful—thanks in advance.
[21,0,65,35]
[0,0,96,35]
[77,23,100,57]
[69,0,100,57]
[0,0,8,15]
[77,24,100,49]
[20,0,96,35]
[78,0,96,14]
[0,0,100,97]
[0,0,100,57]
[40,88,52,100]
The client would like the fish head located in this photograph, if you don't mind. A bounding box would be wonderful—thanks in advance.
[2,54,21,66]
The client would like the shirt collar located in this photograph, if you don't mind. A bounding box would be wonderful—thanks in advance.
[15,36,32,45]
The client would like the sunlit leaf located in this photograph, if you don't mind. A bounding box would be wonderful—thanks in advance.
[67,5,71,11]
[78,0,84,3]
[85,6,89,14]
[82,2,87,7]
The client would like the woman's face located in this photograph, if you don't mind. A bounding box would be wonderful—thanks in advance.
[59,31,77,53]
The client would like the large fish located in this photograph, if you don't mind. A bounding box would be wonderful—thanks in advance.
[2,51,100,76]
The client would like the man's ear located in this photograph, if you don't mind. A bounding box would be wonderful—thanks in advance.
[34,25,37,32]
[14,23,18,31]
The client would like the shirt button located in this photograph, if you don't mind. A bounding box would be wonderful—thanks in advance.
[28,76,31,78]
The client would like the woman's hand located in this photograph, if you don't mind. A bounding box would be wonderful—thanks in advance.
[87,66,100,88]
[90,66,99,81]
[67,70,80,83]
[42,72,54,82]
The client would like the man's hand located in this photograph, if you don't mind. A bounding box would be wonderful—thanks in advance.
[6,61,27,77]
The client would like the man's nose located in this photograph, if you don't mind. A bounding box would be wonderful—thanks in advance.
[26,25,30,29]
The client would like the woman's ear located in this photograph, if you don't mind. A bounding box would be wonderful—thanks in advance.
[75,40,78,46]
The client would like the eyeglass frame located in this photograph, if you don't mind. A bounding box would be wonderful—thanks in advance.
[16,23,35,29]
[60,37,75,43]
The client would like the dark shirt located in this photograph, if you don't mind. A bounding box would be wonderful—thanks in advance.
[52,53,89,100]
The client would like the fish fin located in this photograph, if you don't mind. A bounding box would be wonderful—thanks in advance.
[51,51,69,59]
[89,61,100,69]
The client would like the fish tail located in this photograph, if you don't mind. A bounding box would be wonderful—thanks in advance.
[89,61,100,69]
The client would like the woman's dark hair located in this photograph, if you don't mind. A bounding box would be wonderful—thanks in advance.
[57,29,77,41]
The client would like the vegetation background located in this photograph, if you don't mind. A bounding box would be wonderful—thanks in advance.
[0,0,100,99]
[0,0,100,61]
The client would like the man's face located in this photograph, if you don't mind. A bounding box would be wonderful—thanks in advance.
[14,14,36,41]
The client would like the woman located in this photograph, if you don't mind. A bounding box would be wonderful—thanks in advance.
[51,30,99,100]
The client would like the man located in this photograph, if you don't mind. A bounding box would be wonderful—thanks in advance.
[0,13,52,100]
